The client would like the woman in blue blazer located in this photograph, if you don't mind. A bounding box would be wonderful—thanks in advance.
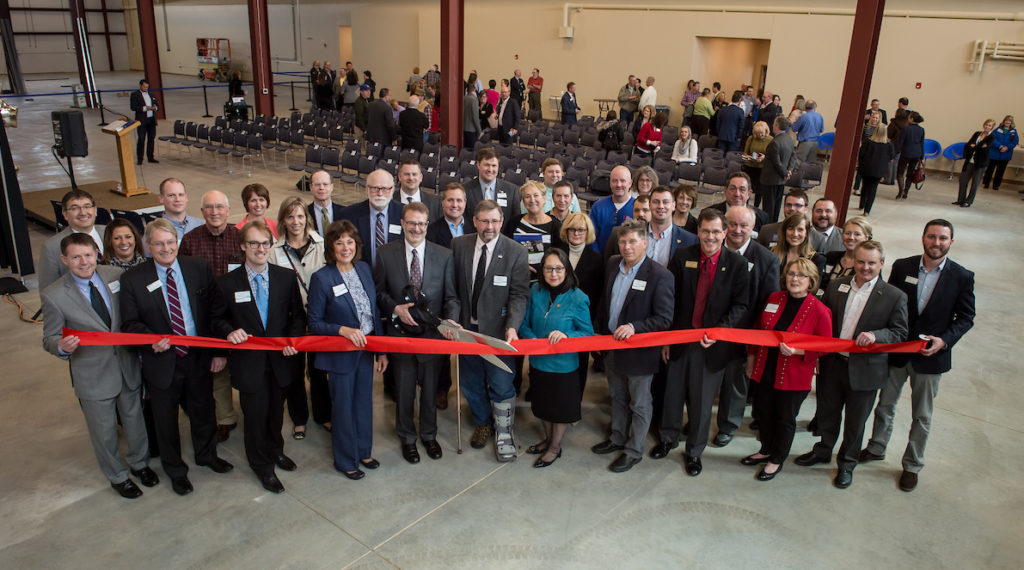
[983,115,1018,191]
[520,248,594,468]
[307,220,387,480]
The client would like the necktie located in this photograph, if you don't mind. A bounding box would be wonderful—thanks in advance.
[692,257,712,329]
[407,196,414,204]
[471,243,487,320]
[375,212,385,251]
[409,249,422,294]
[321,207,329,235]
[253,273,268,328]
[485,185,494,201]
[89,282,111,329]
[165,268,189,357]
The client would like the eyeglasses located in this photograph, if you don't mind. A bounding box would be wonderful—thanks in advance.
[566,227,587,233]
[403,221,428,228]
[366,185,394,194]
[786,272,810,279]
[475,217,502,226]
[201,204,228,211]
[246,241,272,249]
[65,204,95,214]
[542,266,566,273]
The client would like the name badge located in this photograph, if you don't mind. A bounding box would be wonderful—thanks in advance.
[747,261,754,272]
[905,276,919,285]
[228,263,241,272]
[825,265,835,273]
[146,280,161,292]
[838,284,851,293]
[497,198,508,207]
[769,242,777,248]
[685,260,698,269]
[493,275,508,286]
[389,224,402,235]
[541,235,551,244]
[333,283,348,297]
[234,291,252,303]
[107,281,120,294]
[765,303,779,313]
[631,279,647,291]
[497,191,507,198]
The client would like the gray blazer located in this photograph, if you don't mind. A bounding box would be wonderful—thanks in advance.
[37,225,106,294]
[451,233,529,339]
[393,188,443,224]
[811,226,844,254]
[463,93,482,133]
[41,265,141,401]
[820,275,909,391]
[373,240,460,342]
[760,133,797,186]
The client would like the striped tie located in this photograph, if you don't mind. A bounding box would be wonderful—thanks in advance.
[375,212,385,250]
[165,268,189,357]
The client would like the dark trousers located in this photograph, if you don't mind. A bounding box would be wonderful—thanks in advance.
[752,378,809,463]
[761,184,785,224]
[306,352,332,425]
[437,355,452,396]
[716,358,750,436]
[328,352,374,472]
[284,363,309,428]
[619,109,635,125]
[141,386,160,457]
[859,176,882,214]
[692,116,710,137]
[136,118,157,162]
[895,156,919,196]
[983,159,1009,189]
[957,164,986,205]
[659,344,726,458]
[717,139,740,153]
[238,372,286,476]
[147,354,219,479]
[392,354,440,444]
[463,131,478,149]
[811,356,879,471]
[577,352,591,401]
[528,92,541,112]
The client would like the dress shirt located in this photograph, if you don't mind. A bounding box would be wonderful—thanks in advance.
[792,110,824,142]
[608,256,645,331]
[681,89,700,107]
[471,236,496,287]
[480,179,497,201]
[155,260,197,336]
[839,275,879,354]
[72,271,112,313]
[726,238,751,256]
[917,258,946,312]
[245,263,270,325]
[141,91,153,118]
[447,217,465,239]
[369,206,391,265]
[646,223,672,266]
[69,227,105,255]
[701,249,722,287]
[179,224,241,277]
[399,189,422,204]
[312,202,334,235]
[163,214,204,242]
[404,240,426,276]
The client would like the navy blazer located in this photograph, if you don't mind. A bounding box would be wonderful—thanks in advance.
[598,256,675,376]
[338,199,404,265]
[307,262,382,373]
[886,256,975,374]
[307,202,345,236]
[716,104,745,143]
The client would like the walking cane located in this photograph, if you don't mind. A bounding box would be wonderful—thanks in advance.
[455,355,463,454]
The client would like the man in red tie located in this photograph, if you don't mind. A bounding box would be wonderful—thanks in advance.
[653,208,750,476]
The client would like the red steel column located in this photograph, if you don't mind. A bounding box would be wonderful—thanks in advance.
[824,0,886,223]
[136,0,165,119]
[247,0,274,117]
[440,0,464,148]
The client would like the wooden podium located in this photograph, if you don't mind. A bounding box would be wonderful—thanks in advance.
[101,119,150,197]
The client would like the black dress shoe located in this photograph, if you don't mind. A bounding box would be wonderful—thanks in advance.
[756,463,783,481]
[951,201,963,205]
[609,454,641,473]
[533,449,561,468]
[258,473,285,494]
[794,451,830,467]
[111,479,143,499]
[741,454,771,466]
[136,159,143,165]
[649,441,678,459]
[131,467,160,487]
[712,432,733,447]
[423,439,442,460]
[341,469,365,480]
[684,454,702,476]
[899,470,918,492]
[360,458,380,469]
[171,477,193,496]
[858,448,885,463]
[276,455,297,471]
[591,440,623,455]
[203,457,234,473]
[834,469,853,489]
[401,443,421,464]
[148,158,160,163]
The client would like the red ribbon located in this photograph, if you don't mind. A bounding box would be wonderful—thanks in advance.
[65,328,926,355]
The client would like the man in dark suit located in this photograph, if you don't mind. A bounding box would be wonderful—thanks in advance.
[759,116,797,223]
[591,220,675,473]
[119,218,234,496]
[41,233,158,499]
[38,189,106,294]
[560,82,580,125]
[714,206,780,446]
[426,183,468,250]
[308,170,344,236]
[129,78,159,165]
[374,202,459,464]
[715,91,745,153]
[496,84,521,144]
[653,209,749,476]
[398,95,429,152]
[451,200,529,462]
[393,159,442,222]
[339,169,404,266]
[212,221,306,494]
[462,147,520,233]
[861,220,975,492]
[707,172,768,233]
[365,87,396,147]
[795,240,908,489]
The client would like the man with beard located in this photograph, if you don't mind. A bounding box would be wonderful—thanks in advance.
[339,169,404,266]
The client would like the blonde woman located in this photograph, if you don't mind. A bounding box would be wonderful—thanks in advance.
[743,120,774,212]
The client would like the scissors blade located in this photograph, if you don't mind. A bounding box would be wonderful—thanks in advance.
[437,323,516,373]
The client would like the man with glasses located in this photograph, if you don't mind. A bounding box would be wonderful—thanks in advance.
[38,189,106,293]
[452,200,529,461]
[212,221,306,494]
[374,202,459,463]
[707,172,768,233]
[340,169,404,266]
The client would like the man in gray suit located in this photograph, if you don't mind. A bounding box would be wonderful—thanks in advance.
[38,189,106,294]
[759,116,798,223]
[374,202,459,464]
[393,159,443,222]
[41,233,158,499]
[810,198,844,254]
[795,240,908,489]
[451,200,529,461]
[462,147,520,234]
[463,84,482,148]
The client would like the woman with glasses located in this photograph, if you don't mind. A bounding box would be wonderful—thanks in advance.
[630,166,658,198]
[520,248,594,468]
[235,183,279,238]
[743,258,832,481]
[560,212,604,390]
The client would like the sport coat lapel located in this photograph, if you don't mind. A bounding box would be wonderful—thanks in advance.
[62,276,108,331]
[619,258,651,318]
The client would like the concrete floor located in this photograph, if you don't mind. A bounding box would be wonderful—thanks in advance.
[1,73,1022,569]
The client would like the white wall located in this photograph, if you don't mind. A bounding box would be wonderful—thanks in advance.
[6,0,129,75]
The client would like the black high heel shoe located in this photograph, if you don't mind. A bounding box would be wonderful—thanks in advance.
[533,449,562,468]
[526,441,550,455]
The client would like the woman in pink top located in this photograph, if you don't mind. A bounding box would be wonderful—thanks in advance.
[235,183,279,238]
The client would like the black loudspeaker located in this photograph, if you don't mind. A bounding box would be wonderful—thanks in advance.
[51,110,88,158]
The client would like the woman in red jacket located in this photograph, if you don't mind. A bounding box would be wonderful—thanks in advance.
[743,257,832,481]
[635,111,667,155]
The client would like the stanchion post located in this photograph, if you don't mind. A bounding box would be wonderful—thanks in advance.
[201,84,213,118]
[289,81,297,111]
[306,76,312,102]
[455,355,462,454]
[97,91,106,125]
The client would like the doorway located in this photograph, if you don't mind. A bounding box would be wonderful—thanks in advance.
[338,27,353,71]
[692,37,771,94]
